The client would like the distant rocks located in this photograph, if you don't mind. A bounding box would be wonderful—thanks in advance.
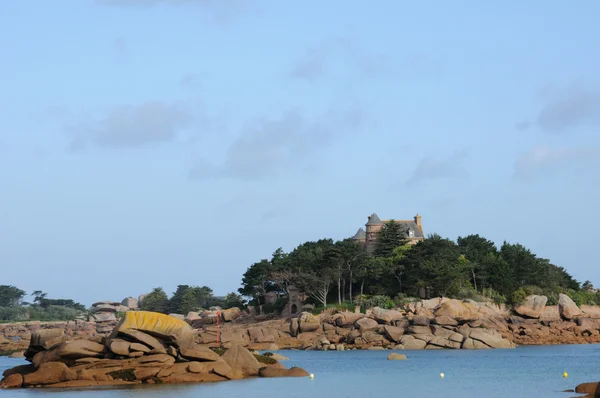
[89,299,139,335]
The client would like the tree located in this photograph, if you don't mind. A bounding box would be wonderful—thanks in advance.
[374,220,407,258]
[294,269,335,308]
[141,287,169,313]
[239,259,274,305]
[0,285,26,307]
[169,285,191,313]
[222,292,246,309]
[383,244,412,293]
[404,234,465,297]
[582,280,595,292]
[457,234,498,291]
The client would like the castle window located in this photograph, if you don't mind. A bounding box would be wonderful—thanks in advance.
[408,229,414,237]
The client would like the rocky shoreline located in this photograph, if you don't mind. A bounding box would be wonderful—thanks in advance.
[0,311,309,389]
[3,293,600,357]
[3,292,600,390]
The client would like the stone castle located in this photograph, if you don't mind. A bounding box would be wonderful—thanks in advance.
[351,212,424,252]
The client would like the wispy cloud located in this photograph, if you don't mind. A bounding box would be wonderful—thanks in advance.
[190,105,367,180]
[406,149,468,187]
[66,100,195,150]
[519,81,600,133]
[514,145,600,179]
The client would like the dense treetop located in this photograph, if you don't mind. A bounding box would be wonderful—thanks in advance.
[239,222,591,309]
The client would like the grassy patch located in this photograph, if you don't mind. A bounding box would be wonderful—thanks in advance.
[0,348,24,357]
[106,368,136,382]
[210,347,227,356]
[253,354,277,365]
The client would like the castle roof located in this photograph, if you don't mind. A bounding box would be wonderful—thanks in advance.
[382,219,424,238]
[366,213,383,226]
[351,227,366,240]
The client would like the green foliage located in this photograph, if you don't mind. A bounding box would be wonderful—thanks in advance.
[480,287,507,305]
[253,353,277,364]
[141,287,170,313]
[107,369,136,381]
[237,228,585,313]
[363,295,394,309]
[510,288,528,305]
[0,285,26,307]
[168,285,214,314]
[261,297,288,314]
[374,221,408,258]
[221,292,246,310]
[262,352,274,357]
[301,303,315,313]
[210,347,227,356]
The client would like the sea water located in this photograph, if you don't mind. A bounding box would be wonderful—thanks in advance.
[2,344,599,397]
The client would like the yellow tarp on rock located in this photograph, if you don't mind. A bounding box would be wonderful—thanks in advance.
[110,311,194,348]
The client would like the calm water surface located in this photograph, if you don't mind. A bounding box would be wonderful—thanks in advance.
[2,345,599,397]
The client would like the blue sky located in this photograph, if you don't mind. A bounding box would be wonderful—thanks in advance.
[1,1,599,306]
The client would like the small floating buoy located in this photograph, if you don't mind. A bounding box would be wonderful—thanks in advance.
[440,373,445,379]
[563,372,568,378]
[310,373,314,379]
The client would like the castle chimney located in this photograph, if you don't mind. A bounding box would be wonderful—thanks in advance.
[414,214,422,227]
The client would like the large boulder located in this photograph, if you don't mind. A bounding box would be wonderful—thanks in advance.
[32,340,106,367]
[258,366,309,378]
[117,329,167,353]
[513,295,547,319]
[331,312,365,327]
[179,346,220,362]
[371,307,404,324]
[355,317,379,332]
[298,312,320,333]
[558,294,583,320]
[222,308,241,322]
[109,311,194,348]
[121,297,139,309]
[433,300,477,322]
[22,362,77,386]
[25,329,66,360]
[220,344,261,377]
[382,325,404,343]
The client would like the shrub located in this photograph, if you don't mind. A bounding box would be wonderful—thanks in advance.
[253,354,276,365]
[301,303,315,313]
[107,369,136,381]
[363,295,394,309]
[481,288,507,305]
[510,288,528,305]
[210,347,227,356]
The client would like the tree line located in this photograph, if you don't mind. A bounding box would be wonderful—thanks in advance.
[239,221,596,309]
[140,285,246,314]
[0,286,86,322]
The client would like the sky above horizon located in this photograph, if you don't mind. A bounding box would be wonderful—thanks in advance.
[1,1,599,306]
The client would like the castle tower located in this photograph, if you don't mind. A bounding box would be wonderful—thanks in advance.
[365,213,383,253]
[351,227,367,248]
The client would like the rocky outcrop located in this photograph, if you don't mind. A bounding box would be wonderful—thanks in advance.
[0,311,310,389]
[1,321,96,357]
[558,293,583,320]
[513,295,547,319]
[89,299,141,335]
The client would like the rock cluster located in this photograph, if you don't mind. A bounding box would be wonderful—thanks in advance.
[89,298,140,334]
[0,311,309,389]
[1,321,96,357]
[194,294,600,351]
